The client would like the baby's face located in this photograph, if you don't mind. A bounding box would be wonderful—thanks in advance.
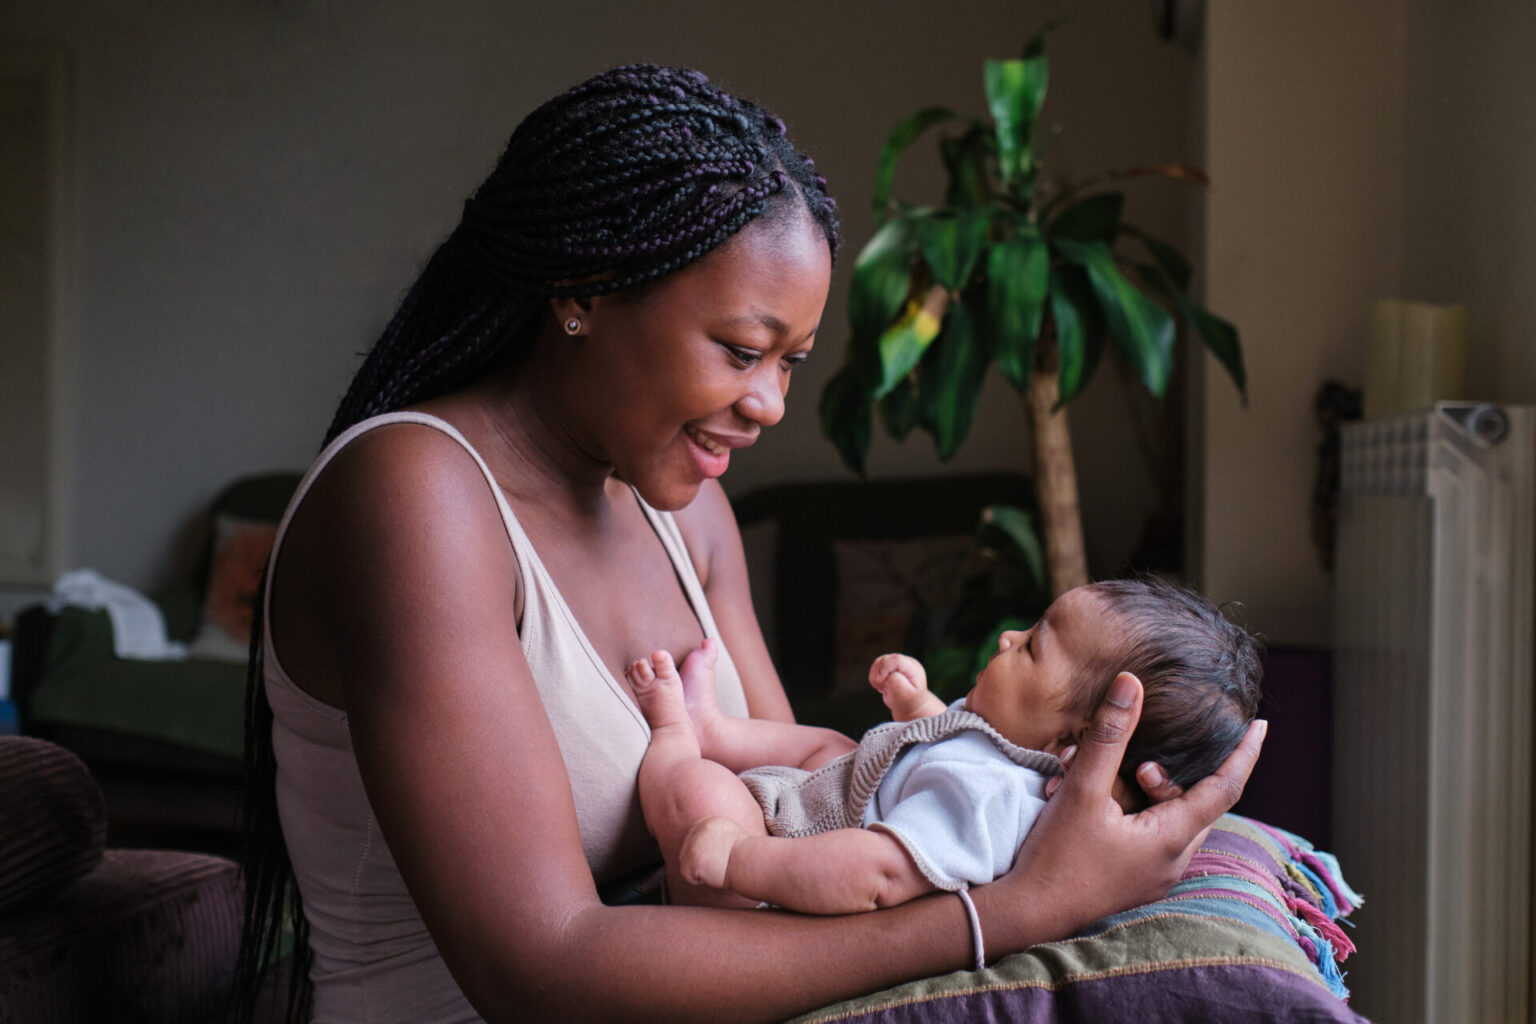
[963,586,1107,754]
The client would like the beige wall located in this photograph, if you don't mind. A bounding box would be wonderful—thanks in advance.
[1198,0,1536,647]
[1198,1,1408,644]
[1403,1,1536,402]
[0,0,1193,593]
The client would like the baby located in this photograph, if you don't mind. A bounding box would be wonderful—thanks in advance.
[628,576,1262,914]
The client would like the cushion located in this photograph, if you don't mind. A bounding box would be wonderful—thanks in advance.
[0,848,242,1022]
[189,513,278,662]
[829,536,980,697]
[0,737,106,915]
[788,815,1367,1023]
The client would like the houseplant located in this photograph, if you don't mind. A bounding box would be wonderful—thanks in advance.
[819,23,1246,604]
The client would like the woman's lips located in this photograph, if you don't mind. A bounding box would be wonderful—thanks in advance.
[684,424,741,478]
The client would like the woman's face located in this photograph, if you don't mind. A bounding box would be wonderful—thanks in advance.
[572,207,833,510]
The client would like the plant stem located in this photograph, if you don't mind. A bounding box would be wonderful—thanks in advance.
[1027,344,1089,596]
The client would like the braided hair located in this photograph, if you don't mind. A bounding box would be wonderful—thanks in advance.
[230,65,838,1023]
[324,62,839,443]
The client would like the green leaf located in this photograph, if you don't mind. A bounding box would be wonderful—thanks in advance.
[879,374,921,439]
[848,214,918,342]
[983,505,1045,590]
[818,361,873,475]
[939,126,995,209]
[1055,239,1174,397]
[1126,226,1193,293]
[916,298,991,459]
[917,208,991,291]
[1137,261,1246,397]
[872,106,965,219]
[1048,192,1124,244]
[875,288,947,398]
[1050,265,1104,405]
[987,226,1050,392]
[984,53,1048,189]
[1189,305,1246,397]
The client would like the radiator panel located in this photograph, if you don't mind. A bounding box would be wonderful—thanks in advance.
[1334,404,1534,1024]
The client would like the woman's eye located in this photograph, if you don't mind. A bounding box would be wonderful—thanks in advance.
[1025,633,1033,655]
[724,344,763,367]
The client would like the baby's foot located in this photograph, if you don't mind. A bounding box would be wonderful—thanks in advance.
[679,815,747,889]
[677,638,721,721]
[626,651,692,733]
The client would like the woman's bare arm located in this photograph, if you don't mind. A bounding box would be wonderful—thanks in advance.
[285,431,1264,1022]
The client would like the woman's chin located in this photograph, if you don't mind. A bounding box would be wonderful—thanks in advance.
[629,476,705,512]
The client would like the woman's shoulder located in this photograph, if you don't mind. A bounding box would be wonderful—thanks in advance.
[317,414,496,506]
[287,415,516,576]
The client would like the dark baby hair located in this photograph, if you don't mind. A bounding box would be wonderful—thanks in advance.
[1067,576,1263,792]
[232,64,838,1024]
[323,62,839,444]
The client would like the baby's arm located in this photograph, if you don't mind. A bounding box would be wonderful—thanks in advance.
[682,817,934,914]
[633,641,855,774]
[869,653,948,721]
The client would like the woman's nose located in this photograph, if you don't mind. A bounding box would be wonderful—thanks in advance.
[737,367,787,427]
[998,631,1021,652]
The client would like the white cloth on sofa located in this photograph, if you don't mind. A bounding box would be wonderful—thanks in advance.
[49,569,187,661]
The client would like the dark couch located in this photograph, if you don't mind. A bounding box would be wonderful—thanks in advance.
[0,735,242,1023]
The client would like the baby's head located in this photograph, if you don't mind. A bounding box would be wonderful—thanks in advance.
[964,577,1262,790]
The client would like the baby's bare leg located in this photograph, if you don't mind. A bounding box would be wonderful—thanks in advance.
[678,640,856,773]
[628,651,768,908]
[683,820,935,914]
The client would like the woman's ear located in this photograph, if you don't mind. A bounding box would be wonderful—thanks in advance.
[549,296,593,334]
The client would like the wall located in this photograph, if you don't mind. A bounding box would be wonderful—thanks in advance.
[1197,0,1536,646]
[1402,0,1536,401]
[0,0,1195,595]
[1197,1,1408,644]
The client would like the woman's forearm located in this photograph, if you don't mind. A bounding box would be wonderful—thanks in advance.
[466,890,981,1023]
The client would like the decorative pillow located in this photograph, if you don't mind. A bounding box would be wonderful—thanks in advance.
[0,736,107,914]
[830,536,980,696]
[788,814,1367,1023]
[189,514,278,663]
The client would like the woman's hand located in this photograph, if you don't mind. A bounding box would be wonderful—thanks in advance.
[975,672,1266,954]
[1044,746,1180,812]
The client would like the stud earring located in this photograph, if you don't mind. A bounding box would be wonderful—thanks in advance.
[563,317,583,336]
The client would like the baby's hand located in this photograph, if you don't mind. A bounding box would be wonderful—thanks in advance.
[869,653,930,720]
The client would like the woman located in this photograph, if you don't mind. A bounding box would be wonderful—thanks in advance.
[231,64,1263,1023]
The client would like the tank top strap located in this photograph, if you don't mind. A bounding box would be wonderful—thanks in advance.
[263,410,539,633]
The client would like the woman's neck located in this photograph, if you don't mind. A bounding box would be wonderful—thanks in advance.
[419,344,618,519]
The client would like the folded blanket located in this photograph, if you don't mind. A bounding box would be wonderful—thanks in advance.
[789,814,1367,1024]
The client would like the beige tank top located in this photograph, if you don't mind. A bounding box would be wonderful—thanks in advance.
[263,411,748,1023]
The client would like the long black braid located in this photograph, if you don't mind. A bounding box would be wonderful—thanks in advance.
[230,64,838,1023]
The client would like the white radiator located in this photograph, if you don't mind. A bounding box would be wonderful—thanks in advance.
[1334,402,1534,1024]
